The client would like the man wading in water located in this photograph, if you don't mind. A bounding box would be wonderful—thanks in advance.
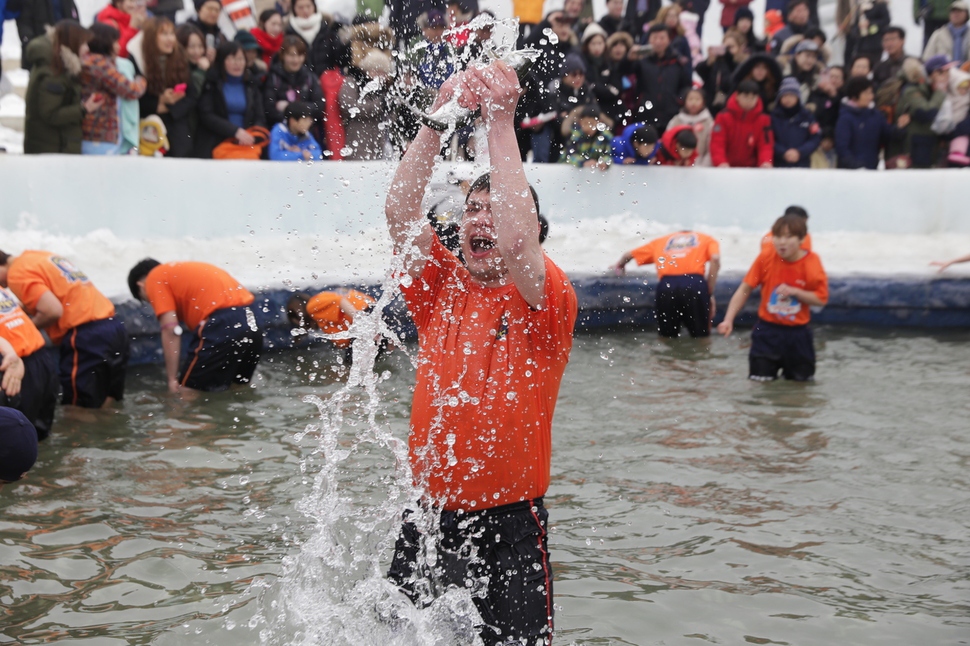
[384,60,578,645]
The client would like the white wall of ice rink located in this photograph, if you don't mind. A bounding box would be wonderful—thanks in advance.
[1,157,967,237]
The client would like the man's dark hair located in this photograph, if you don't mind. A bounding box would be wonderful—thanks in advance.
[844,75,873,100]
[0,250,8,266]
[772,213,808,239]
[466,173,542,232]
[647,23,668,37]
[128,258,161,301]
[674,128,697,149]
[284,100,315,121]
[884,26,905,39]
[580,103,602,120]
[784,205,809,219]
[538,214,549,244]
[737,79,760,95]
[804,26,826,43]
[786,0,809,14]
[631,124,658,145]
[88,22,121,55]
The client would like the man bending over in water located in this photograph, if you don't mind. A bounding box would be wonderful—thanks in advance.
[384,61,578,645]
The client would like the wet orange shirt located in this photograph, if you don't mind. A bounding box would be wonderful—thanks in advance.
[401,236,578,511]
[743,249,829,326]
[630,232,720,279]
[761,232,812,254]
[0,288,45,357]
[307,289,375,348]
[7,250,115,344]
[145,262,254,331]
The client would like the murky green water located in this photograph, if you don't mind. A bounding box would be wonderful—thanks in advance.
[2,329,969,645]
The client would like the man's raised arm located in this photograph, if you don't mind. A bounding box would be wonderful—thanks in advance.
[464,62,546,308]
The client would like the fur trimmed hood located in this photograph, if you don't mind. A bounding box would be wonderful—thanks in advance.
[59,45,82,77]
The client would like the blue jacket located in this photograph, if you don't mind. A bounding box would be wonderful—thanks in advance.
[611,122,657,165]
[771,102,821,168]
[269,123,323,161]
[0,0,21,45]
[835,101,898,170]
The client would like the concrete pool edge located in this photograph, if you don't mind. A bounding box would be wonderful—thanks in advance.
[116,273,970,366]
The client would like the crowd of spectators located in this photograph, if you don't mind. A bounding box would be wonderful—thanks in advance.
[8,0,970,168]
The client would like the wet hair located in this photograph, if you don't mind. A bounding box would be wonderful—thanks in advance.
[737,79,760,95]
[175,23,205,52]
[631,124,658,145]
[128,258,161,301]
[88,22,120,56]
[844,75,873,100]
[771,214,808,239]
[281,34,308,57]
[285,100,315,121]
[784,205,809,219]
[674,128,697,149]
[258,8,281,26]
[215,41,245,77]
[884,26,905,39]
[51,20,92,75]
[286,292,311,328]
[465,174,542,229]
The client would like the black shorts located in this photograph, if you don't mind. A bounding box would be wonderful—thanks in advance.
[180,306,263,392]
[749,319,815,381]
[59,317,130,407]
[388,498,554,646]
[655,274,711,338]
[0,349,58,440]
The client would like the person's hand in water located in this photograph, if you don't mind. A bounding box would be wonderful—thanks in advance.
[0,352,24,397]
[459,61,521,126]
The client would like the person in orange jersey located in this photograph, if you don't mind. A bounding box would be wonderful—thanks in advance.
[0,287,58,439]
[718,213,829,381]
[384,62,577,646]
[127,259,262,395]
[614,230,721,337]
[0,250,128,409]
[285,289,390,360]
[760,205,812,255]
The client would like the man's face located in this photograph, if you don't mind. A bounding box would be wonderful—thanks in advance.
[950,7,968,26]
[882,31,903,57]
[648,30,669,56]
[772,229,803,261]
[788,4,809,25]
[607,0,623,18]
[550,12,574,41]
[198,0,221,25]
[931,68,950,86]
[461,190,508,284]
[564,0,584,18]
[737,92,759,111]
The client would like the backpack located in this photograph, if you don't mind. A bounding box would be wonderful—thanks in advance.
[212,126,271,160]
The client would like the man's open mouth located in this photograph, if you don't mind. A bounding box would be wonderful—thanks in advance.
[470,236,495,254]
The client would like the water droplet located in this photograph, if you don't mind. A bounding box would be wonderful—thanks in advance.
[297,190,304,197]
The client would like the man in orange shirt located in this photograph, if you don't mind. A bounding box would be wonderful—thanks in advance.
[760,205,812,255]
[0,250,128,408]
[127,260,263,395]
[0,288,58,439]
[385,62,577,646]
[718,213,829,381]
[614,231,721,337]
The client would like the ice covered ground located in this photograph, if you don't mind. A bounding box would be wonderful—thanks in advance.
[2,219,968,302]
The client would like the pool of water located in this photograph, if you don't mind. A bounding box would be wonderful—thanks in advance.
[1,328,969,645]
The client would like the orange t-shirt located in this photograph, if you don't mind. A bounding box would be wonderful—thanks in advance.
[630,232,720,279]
[761,231,812,254]
[0,288,45,358]
[7,251,115,345]
[401,236,578,511]
[145,262,254,331]
[307,289,375,348]
[743,249,829,326]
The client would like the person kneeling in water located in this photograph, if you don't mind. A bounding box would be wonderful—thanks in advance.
[128,259,263,395]
[718,213,828,381]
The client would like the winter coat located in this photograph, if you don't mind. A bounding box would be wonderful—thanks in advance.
[116,57,140,153]
[24,36,84,154]
[589,55,641,127]
[188,17,228,56]
[560,125,613,167]
[732,53,783,108]
[95,4,139,58]
[782,59,823,106]
[896,80,946,166]
[268,122,323,160]
[262,61,325,125]
[654,124,699,165]
[194,67,266,158]
[610,121,657,165]
[720,0,754,29]
[710,93,774,167]
[637,49,692,132]
[127,31,196,157]
[808,88,842,131]
[873,54,915,91]
[695,53,738,115]
[914,0,960,25]
[16,0,78,61]
[932,68,970,134]
[285,13,350,74]
[338,73,391,160]
[769,21,810,55]
[80,52,146,144]
[667,108,715,165]
[834,100,899,168]
[922,23,970,64]
[844,0,890,62]
[771,100,821,167]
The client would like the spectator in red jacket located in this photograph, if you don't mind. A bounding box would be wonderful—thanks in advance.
[96,0,144,58]
[710,79,774,167]
[655,124,699,165]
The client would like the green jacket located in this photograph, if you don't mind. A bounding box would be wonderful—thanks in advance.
[898,81,946,141]
[913,0,953,24]
[24,35,84,154]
